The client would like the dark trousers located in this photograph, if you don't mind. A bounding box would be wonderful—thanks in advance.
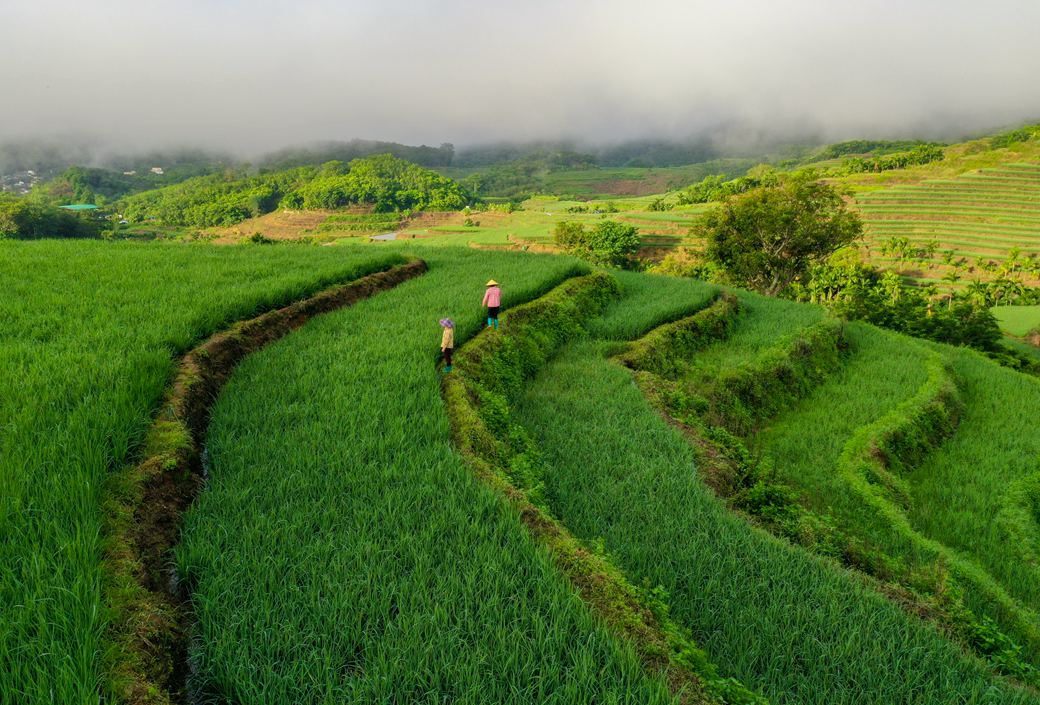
[488,306,500,320]
[442,347,453,366]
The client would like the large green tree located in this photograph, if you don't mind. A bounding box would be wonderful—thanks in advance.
[700,173,862,296]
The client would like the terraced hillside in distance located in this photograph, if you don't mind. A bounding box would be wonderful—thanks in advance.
[854,162,1040,287]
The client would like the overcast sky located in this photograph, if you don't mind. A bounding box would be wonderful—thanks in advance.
[3,0,1039,154]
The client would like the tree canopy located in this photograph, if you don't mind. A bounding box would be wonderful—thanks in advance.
[553,219,641,267]
[699,173,863,296]
[117,154,474,228]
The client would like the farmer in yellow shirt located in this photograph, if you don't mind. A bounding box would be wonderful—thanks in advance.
[439,318,454,373]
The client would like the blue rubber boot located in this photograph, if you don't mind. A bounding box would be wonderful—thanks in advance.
[487,317,493,328]
[444,365,453,373]
[493,318,499,329]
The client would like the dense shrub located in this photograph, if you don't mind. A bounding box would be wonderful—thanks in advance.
[800,261,1003,351]
[0,195,100,239]
[552,220,641,267]
[990,125,1040,149]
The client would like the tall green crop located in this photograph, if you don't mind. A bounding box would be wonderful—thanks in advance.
[176,250,677,703]
[517,339,1039,704]
[0,240,404,704]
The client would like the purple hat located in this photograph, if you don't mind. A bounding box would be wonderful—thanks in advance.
[439,318,454,328]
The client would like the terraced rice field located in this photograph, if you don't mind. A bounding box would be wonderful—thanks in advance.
[7,237,1040,704]
[0,241,405,704]
[605,288,1040,691]
[510,293,1040,703]
[177,250,683,703]
[854,163,1040,286]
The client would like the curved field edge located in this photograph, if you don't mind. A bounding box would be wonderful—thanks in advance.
[517,338,1038,704]
[0,242,407,705]
[625,304,1040,687]
[175,252,682,703]
[444,274,763,705]
[100,260,426,704]
[836,351,1040,680]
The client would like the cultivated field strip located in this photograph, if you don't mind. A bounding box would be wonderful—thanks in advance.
[516,336,1038,704]
[588,269,720,340]
[854,164,1040,285]
[177,252,681,703]
[907,347,1040,612]
[617,289,1040,688]
[0,241,406,704]
[105,260,427,703]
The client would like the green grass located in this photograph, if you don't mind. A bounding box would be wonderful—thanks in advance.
[586,270,719,340]
[176,250,678,703]
[907,348,1040,610]
[679,291,826,373]
[750,324,930,516]
[992,304,1040,336]
[516,338,1037,705]
[0,240,406,704]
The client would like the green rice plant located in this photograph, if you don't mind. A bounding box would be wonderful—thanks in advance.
[0,240,405,704]
[677,291,827,373]
[515,330,1035,705]
[444,273,766,705]
[515,337,1039,704]
[906,347,1040,615]
[175,250,682,703]
[641,296,1040,681]
[615,293,738,376]
[586,270,720,340]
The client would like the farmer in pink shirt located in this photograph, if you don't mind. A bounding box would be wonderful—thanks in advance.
[482,279,502,329]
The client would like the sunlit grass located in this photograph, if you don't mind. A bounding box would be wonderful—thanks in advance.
[0,240,405,703]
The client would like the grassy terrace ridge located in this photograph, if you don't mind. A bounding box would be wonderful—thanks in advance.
[104,259,427,703]
[176,251,684,703]
[443,271,763,704]
[516,335,1037,704]
[0,241,406,704]
[611,277,1040,688]
[586,270,720,340]
[907,346,1040,612]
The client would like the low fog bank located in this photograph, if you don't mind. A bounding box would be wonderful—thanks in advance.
[3,0,1039,169]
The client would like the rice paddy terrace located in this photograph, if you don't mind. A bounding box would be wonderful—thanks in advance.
[853,162,1040,287]
[4,240,1040,704]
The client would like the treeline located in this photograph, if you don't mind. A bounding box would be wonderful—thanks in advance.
[0,195,99,239]
[814,139,941,160]
[990,124,1040,149]
[259,140,455,170]
[675,167,782,205]
[452,139,719,169]
[458,150,597,199]
[34,162,224,205]
[841,144,944,174]
[118,155,473,228]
